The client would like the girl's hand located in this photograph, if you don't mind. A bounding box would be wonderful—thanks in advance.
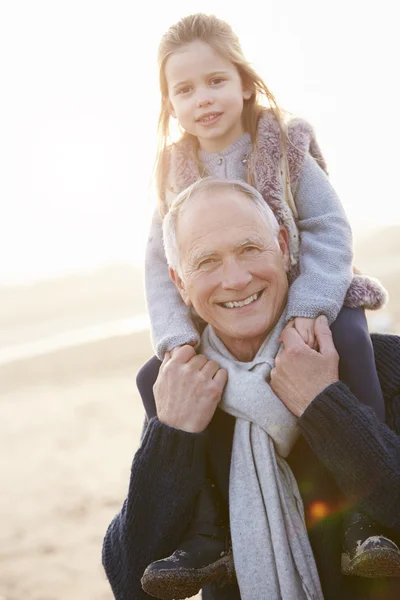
[168,340,197,353]
[284,317,318,350]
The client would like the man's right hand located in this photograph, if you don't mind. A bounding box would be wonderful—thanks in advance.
[154,345,228,433]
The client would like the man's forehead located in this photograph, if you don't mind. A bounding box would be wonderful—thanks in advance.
[184,229,272,266]
[177,192,271,249]
[179,187,259,223]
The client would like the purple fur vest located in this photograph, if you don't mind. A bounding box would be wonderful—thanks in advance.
[166,110,387,311]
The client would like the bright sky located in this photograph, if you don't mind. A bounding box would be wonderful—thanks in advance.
[1,0,398,285]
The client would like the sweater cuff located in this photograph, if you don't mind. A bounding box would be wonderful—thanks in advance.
[299,381,352,427]
[155,331,201,360]
[285,299,341,326]
[299,381,370,448]
[138,416,208,473]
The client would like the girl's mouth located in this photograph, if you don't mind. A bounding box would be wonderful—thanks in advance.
[196,112,222,126]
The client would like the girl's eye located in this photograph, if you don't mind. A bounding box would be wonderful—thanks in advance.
[210,78,224,86]
[177,86,192,95]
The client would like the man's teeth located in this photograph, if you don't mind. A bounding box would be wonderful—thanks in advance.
[223,292,260,309]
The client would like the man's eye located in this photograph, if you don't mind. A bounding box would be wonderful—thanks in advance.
[198,258,215,268]
[243,246,259,253]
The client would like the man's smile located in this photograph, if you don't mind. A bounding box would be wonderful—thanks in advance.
[218,289,264,309]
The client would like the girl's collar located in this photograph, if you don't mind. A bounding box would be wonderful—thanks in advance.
[198,132,251,164]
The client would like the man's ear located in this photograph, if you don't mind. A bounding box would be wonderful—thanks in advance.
[277,226,290,270]
[169,267,192,306]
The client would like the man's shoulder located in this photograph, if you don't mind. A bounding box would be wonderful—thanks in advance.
[371,332,400,354]
[371,333,400,398]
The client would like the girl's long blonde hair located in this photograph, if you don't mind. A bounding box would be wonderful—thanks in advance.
[155,13,284,214]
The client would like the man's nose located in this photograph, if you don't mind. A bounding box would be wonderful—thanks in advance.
[220,260,252,290]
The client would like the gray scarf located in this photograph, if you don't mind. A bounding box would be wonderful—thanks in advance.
[200,313,324,600]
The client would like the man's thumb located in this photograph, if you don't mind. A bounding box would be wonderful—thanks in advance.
[315,315,335,355]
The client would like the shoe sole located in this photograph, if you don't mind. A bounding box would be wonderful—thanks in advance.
[342,547,400,578]
[141,553,235,599]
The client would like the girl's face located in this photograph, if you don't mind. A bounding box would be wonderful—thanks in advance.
[164,40,251,153]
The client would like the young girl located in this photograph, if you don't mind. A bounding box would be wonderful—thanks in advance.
[139,12,399,599]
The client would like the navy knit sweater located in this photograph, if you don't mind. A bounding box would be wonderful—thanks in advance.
[102,334,400,600]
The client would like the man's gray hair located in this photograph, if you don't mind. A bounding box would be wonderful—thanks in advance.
[163,177,280,273]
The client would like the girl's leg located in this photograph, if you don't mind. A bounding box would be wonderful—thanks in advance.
[137,360,234,597]
[330,306,385,422]
[136,356,161,419]
[141,481,234,599]
[332,308,400,578]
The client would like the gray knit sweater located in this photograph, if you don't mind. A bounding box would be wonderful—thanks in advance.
[145,134,353,358]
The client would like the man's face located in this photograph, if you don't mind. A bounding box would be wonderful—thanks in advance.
[171,187,290,352]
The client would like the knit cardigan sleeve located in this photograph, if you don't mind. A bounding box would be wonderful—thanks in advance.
[102,417,208,599]
[298,336,400,533]
[145,209,200,359]
[286,155,354,324]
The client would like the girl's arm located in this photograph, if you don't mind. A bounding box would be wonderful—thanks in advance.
[286,155,353,324]
[145,210,200,358]
[102,417,208,599]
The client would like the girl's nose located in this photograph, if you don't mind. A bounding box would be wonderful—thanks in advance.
[196,95,213,109]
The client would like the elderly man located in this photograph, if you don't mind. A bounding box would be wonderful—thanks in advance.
[103,179,400,600]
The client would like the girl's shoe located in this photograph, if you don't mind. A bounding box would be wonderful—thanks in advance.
[141,539,234,600]
[341,511,400,577]
[141,480,235,599]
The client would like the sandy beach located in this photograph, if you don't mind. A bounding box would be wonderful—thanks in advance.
[0,264,202,600]
[1,242,399,599]
[0,330,155,600]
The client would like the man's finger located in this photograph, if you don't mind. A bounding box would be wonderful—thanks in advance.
[160,351,171,369]
[214,368,228,388]
[311,337,319,351]
[187,354,209,371]
[202,360,222,379]
[314,315,335,355]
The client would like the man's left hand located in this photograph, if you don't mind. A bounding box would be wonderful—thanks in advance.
[270,315,339,417]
